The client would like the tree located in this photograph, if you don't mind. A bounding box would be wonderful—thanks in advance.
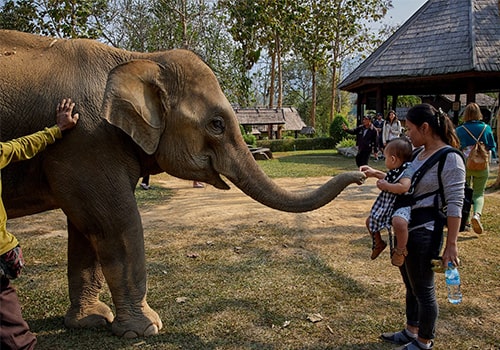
[291,0,335,128]
[0,0,108,39]
[99,0,157,50]
[257,0,298,108]
[218,0,263,106]
[0,0,36,32]
[327,0,392,122]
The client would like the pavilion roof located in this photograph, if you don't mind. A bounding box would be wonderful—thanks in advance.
[339,0,500,95]
[234,107,306,131]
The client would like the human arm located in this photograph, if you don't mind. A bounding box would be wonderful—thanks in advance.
[484,125,497,154]
[395,120,402,136]
[359,165,386,179]
[440,152,465,268]
[377,177,411,194]
[342,123,356,135]
[442,217,460,268]
[382,124,389,144]
[0,99,78,167]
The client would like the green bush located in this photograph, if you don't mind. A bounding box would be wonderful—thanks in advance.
[240,125,257,146]
[330,114,350,145]
[243,133,257,146]
[336,137,356,148]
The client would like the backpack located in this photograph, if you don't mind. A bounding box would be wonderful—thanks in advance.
[462,125,489,170]
[410,147,472,232]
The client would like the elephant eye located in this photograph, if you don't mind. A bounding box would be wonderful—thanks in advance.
[209,116,225,135]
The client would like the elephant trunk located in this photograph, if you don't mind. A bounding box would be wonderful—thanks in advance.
[223,149,366,213]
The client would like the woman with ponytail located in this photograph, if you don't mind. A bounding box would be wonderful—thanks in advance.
[378,104,465,350]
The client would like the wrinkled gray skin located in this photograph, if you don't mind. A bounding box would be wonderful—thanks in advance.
[0,30,365,338]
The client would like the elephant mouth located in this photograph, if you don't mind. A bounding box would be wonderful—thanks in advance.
[200,154,231,190]
[211,174,231,190]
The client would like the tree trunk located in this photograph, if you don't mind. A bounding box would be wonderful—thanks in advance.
[277,34,283,108]
[330,64,337,123]
[268,48,276,108]
[310,65,317,128]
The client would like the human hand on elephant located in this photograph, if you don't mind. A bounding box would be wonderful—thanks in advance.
[56,98,79,131]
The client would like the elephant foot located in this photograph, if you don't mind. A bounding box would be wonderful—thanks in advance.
[64,301,114,329]
[111,304,163,338]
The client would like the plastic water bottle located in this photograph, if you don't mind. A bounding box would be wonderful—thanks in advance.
[445,262,462,304]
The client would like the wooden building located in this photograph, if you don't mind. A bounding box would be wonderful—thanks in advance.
[234,107,307,139]
[339,0,500,124]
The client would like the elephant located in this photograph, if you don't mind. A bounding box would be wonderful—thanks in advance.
[0,30,365,338]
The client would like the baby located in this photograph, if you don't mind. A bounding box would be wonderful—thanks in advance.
[360,137,414,267]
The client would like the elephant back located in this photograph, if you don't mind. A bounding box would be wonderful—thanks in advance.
[0,30,137,141]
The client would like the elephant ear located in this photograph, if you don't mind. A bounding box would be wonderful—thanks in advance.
[102,59,169,155]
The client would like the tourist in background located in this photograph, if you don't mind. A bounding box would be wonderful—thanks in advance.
[140,175,151,190]
[455,102,496,234]
[342,115,378,167]
[383,110,402,146]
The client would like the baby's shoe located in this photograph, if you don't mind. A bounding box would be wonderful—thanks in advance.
[391,247,407,267]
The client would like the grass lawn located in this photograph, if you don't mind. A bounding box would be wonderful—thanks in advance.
[9,150,500,350]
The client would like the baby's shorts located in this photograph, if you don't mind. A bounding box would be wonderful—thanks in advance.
[393,206,411,223]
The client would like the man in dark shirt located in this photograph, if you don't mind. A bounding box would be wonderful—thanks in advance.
[342,115,378,167]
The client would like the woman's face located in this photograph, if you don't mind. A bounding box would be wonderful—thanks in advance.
[389,112,395,120]
[405,120,424,147]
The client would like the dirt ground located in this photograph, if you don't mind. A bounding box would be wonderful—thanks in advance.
[139,175,377,233]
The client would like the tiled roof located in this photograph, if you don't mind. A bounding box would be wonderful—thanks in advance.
[339,0,500,93]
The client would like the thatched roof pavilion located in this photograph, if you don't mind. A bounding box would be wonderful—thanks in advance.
[339,0,500,122]
[234,107,306,139]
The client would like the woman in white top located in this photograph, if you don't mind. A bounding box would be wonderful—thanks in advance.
[383,110,402,146]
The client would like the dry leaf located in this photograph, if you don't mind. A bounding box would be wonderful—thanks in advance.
[307,313,323,323]
[176,297,188,303]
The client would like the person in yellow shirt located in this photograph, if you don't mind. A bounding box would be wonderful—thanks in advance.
[0,98,79,350]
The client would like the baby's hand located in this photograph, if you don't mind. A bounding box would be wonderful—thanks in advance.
[376,179,388,190]
[360,165,375,177]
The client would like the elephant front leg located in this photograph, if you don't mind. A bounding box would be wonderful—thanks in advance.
[65,221,114,329]
[97,226,163,338]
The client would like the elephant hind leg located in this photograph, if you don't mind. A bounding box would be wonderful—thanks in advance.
[65,220,114,329]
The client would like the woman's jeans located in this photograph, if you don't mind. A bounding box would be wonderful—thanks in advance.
[399,226,442,340]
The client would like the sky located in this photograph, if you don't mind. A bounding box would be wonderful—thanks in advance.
[383,0,429,26]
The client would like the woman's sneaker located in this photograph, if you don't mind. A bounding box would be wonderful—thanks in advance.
[471,213,483,234]
[381,329,417,345]
[394,339,434,349]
